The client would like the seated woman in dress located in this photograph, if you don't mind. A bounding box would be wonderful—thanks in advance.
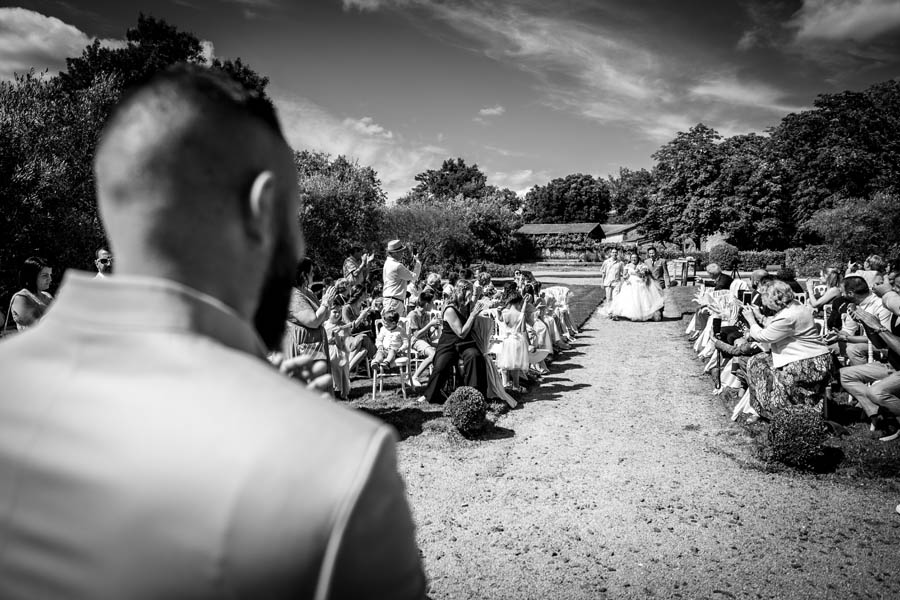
[609,252,665,322]
[7,256,54,331]
[741,279,832,420]
[417,279,489,404]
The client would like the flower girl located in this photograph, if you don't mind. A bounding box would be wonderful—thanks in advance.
[498,292,530,392]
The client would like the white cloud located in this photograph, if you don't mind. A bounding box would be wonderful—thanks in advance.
[0,8,127,80]
[342,116,394,139]
[484,144,527,158]
[490,168,547,196]
[273,92,446,201]
[690,76,807,115]
[344,0,802,140]
[478,104,505,117]
[791,0,900,42]
[341,0,386,10]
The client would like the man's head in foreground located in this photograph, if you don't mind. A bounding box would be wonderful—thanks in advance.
[94,64,301,350]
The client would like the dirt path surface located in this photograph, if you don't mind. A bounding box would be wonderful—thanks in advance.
[397,299,900,599]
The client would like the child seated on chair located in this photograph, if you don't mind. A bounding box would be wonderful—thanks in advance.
[373,309,408,372]
[407,290,440,387]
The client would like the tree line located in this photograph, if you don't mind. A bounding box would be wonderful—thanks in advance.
[3,14,899,297]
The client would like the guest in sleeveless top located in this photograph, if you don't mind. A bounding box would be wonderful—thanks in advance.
[417,279,489,404]
[283,257,338,393]
[7,257,54,331]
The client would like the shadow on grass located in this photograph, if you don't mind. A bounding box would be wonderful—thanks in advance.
[357,405,443,441]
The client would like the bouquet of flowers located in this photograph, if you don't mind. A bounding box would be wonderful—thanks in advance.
[636,263,652,284]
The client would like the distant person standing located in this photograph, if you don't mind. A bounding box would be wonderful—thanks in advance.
[603,248,625,309]
[644,246,671,289]
[342,244,372,287]
[382,239,421,317]
[94,248,113,278]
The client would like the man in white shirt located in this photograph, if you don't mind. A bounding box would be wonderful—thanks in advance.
[0,64,424,600]
[836,275,894,365]
[382,239,421,317]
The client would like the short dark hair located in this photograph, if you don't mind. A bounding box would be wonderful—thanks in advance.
[382,309,400,324]
[843,275,869,297]
[417,290,435,307]
[19,256,49,293]
[95,248,109,260]
[105,63,284,144]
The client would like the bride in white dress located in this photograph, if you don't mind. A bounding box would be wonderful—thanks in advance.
[609,252,665,321]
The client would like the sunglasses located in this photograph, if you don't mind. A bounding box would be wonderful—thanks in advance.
[99,258,113,265]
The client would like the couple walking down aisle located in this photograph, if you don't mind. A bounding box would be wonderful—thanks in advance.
[608,258,666,322]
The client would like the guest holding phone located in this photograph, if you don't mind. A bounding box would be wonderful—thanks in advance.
[741,279,832,419]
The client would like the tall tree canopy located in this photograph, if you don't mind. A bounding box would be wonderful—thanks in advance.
[295,151,386,274]
[522,173,610,224]
[642,123,723,249]
[405,157,488,202]
[607,167,654,224]
[59,13,269,97]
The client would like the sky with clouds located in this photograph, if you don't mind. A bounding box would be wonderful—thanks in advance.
[2,0,900,200]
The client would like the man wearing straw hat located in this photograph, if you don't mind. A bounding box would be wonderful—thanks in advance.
[382,239,421,317]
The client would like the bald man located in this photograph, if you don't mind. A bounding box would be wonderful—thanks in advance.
[0,65,424,600]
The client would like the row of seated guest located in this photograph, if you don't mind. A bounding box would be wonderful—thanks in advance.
[706,259,900,437]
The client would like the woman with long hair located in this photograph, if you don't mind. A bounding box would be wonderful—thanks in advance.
[806,265,843,309]
[6,257,53,332]
[417,279,489,403]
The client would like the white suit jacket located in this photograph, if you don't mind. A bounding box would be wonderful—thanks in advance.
[0,272,425,600]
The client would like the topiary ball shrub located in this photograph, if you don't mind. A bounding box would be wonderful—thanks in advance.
[709,242,740,271]
[444,386,487,436]
[765,406,828,470]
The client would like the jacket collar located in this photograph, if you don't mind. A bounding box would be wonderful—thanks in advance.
[48,271,268,359]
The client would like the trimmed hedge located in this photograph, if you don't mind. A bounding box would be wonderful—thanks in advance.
[765,406,829,470]
[709,242,740,271]
[784,245,846,277]
[444,386,488,436]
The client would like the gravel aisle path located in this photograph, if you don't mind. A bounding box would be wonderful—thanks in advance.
[398,305,900,600]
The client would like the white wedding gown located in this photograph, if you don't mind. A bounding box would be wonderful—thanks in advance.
[609,266,665,321]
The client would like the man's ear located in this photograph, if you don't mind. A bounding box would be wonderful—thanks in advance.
[246,170,276,243]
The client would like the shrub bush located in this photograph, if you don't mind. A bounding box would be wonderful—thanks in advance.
[785,245,847,277]
[443,386,487,436]
[709,242,740,271]
[480,262,525,279]
[765,406,828,470]
[738,250,785,270]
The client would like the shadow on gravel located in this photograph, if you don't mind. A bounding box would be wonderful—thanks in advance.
[357,406,443,441]
[473,424,515,441]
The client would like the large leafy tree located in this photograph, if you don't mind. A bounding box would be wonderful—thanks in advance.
[714,134,791,249]
[60,13,269,97]
[522,173,610,224]
[295,151,386,275]
[607,167,654,224]
[769,79,900,224]
[405,157,488,202]
[642,123,723,248]
[800,193,900,261]
[0,72,120,294]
